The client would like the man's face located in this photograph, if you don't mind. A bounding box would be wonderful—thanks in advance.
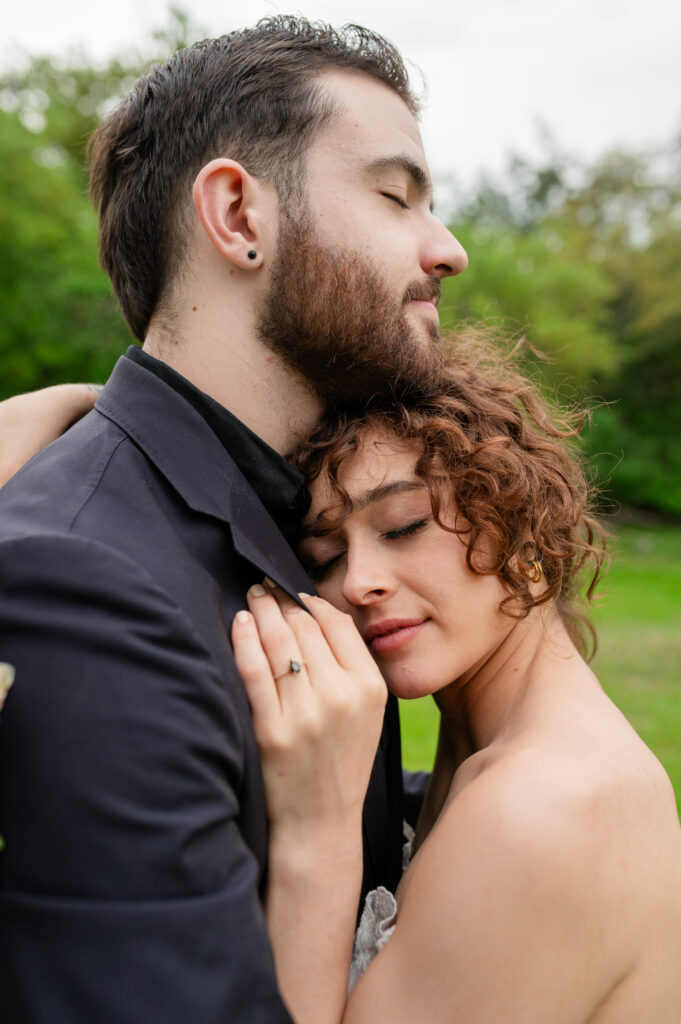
[257,70,468,405]
[303,71,468,339]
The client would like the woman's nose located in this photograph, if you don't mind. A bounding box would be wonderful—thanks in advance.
[341,549,394,607]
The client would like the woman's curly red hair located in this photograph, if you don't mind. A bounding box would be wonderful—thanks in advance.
[290,330,608,659]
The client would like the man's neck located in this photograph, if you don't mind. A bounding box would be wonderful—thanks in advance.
[143,322,323,457]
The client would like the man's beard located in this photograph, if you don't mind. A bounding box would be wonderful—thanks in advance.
[256,210,444,406]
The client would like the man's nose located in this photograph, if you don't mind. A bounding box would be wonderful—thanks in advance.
[421,216,468,280]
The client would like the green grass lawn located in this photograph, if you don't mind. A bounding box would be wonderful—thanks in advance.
[400,524,681,813]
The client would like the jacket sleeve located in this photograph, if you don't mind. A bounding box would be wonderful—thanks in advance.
[0,533,293,1024]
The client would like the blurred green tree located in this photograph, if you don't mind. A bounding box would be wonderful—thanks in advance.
[0,7,204,397]
[443,132,681,515]
[0,107,127,395]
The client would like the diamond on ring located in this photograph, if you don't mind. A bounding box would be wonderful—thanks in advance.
[273,659,305,681]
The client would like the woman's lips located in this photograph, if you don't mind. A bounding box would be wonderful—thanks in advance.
[366,619,428,653]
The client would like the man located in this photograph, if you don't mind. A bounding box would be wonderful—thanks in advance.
[0,17,466,1022]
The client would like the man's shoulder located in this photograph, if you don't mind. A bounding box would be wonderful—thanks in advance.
[0,528,190,623]
[0,407,131,537]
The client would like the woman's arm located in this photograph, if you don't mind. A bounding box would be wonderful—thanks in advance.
[232,584,387,1024]
[0,383,98,486]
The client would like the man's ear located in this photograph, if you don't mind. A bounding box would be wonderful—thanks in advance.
[193,159,266,269]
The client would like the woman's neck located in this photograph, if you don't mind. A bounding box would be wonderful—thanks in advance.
[435,603,577,757]
[412,604,582,856]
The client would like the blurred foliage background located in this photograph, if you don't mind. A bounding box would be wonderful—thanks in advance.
[438,134,681,519]
[1,9,679,793]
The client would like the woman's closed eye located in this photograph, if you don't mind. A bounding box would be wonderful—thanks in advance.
[302,519,431,581]
[382,517,429,540]
[304,550,345,583]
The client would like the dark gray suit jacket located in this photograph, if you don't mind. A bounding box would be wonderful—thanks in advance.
[0,356,405,1022]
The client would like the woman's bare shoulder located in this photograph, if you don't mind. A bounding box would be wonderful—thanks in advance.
[349,748,643,1022]
[352,743,681,1023]
[433,733,680,881]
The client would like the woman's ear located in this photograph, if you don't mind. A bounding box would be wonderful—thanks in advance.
[192,159,266,269]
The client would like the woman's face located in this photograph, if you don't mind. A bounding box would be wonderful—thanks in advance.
[298,431,517,700]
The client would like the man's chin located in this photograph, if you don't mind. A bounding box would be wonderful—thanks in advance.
[405,308,441,345]
[412,319,442,347]
[426,322,441,344]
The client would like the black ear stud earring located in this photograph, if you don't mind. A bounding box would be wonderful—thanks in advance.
[247,250,257,260]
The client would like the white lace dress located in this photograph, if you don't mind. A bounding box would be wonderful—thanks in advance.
[348,822,414,993]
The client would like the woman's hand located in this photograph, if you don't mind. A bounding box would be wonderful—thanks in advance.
[0,383,99,487]
[232,583,387,1024]
[232,583,387,841]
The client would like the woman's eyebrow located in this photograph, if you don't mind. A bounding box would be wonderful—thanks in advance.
[301,481,426,538]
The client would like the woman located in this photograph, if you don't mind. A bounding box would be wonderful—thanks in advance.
[231,337,681,1023]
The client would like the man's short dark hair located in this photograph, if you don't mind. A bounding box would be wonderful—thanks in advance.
[88,16,418,341]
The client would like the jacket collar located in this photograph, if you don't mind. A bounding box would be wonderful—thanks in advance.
[124,346,309,544]
[95,356,311,599]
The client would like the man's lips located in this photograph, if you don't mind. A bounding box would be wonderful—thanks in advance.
[404,282,441,307]
[409,298,439,316]
[364,618,428,653]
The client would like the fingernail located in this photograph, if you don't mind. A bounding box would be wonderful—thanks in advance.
[298,593,312,600]
[263,576,276,589]
[235,610,250,624]
[249,584,266,597]
[0,663,15,703]
[284,604,302,615]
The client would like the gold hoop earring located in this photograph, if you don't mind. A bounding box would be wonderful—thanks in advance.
[526,560,543,584]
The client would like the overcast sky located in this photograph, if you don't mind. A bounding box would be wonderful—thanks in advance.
[4,0,680,192]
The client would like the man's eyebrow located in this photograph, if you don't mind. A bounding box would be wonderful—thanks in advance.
[365,156,434,211]
[301,480,427,537]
